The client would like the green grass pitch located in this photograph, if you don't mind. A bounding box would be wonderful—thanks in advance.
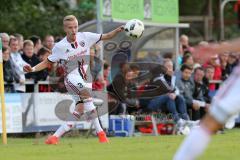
[0,129,240,160]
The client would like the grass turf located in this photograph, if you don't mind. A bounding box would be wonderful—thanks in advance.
[0,129,240,160]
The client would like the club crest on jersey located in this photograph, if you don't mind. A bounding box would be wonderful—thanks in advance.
[65,49,70,53]
[79,41,85,47]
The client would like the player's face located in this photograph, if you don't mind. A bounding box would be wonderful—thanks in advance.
[64,19,78,42]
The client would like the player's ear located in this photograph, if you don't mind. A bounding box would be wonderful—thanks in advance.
[63,25,67,32]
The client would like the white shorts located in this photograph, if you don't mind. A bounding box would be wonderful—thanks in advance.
[64,73,92,103]
[209,64,240,124]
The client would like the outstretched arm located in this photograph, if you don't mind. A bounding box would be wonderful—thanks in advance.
[23,59,52,73]
[193,38,240,63]
[101,26,124,41]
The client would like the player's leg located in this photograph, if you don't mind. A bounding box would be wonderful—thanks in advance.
[65,74,108,143]
[174,66,240,160]
[79,89,108,143]
[45,100,84,145]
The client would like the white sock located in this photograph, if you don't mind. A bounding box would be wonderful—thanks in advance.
[84,99,103,133]
[174,126,211,160]
[93,118,103,133]
[53,111,80,138]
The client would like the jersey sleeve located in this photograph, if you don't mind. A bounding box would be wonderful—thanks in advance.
[84,32,102,47]
[47,46,61,63]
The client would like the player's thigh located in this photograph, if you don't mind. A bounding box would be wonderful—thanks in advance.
[210,67,240,123]
[64,74,92,95]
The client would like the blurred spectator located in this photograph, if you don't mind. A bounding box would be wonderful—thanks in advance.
[179,34,194,64]
[182,53,194,68]
[0,33,10,48]
[175,53,194,81]
[21,40,41,82]
[14,33,24,53]
[3,47,20,92]
[163,52,174,60]
[226,52,239,75]
[176,64,199,119]
[198,41,208,46]
[29,35,42,55]
[203,65,216,98]
[38,47,53,78]
[147,59,189,122]
[10,37,28,93]
[203,54,222,90]
[43,35,55,50]
[107,62,130,114]
[103,62,110,86]
[90,44,102,81]
[219,52,229,80]
[192,67,210,120]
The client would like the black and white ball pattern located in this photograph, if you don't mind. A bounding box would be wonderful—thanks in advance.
[124,19,144,38]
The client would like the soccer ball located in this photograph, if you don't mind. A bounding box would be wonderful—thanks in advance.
[124,19,144,38]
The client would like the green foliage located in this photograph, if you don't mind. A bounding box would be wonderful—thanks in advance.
[179,0,208,15]
[0,0,96,39]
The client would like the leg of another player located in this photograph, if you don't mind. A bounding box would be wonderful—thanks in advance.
[173,113,223,160]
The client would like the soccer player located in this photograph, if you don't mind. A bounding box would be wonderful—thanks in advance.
[174,41,240,160]
[24,15,124,144]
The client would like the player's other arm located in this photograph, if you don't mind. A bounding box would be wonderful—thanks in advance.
[101,26,124,40]
[23,58,52,73]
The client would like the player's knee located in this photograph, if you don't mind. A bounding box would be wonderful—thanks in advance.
[64,122,75,130]
[209,103,232,125]
[201,114,223,134]
[75,100,84,114]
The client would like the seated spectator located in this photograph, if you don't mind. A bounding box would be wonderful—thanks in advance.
[182,53,194,68]
[107,63,140,114]
[203,65,215,98]
[103,62,110,86]
[3,47,20,92]
[176,64,200,120]
[179,34,194,65]
[192,67,211,120]
[10,37,28,93]
[226,52,239,75]
[203,54,222,90]
[219,52,229,80]
[147,59,189,122]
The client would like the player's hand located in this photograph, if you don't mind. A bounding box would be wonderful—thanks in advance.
[192,44,219,64]
[192,102,200,111]
[19,79,25,85]
[23,65,33,73]
[168,93,176,100]
[116,25,124,32]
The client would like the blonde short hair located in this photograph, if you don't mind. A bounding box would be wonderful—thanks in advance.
[23,40,34,48]
[63,15,77,24]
